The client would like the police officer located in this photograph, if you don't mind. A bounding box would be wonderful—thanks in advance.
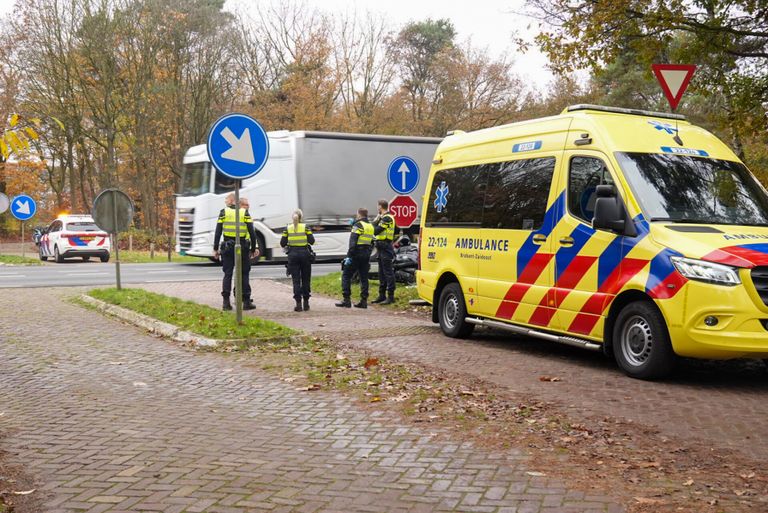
[213,193,258,311]
[280,209,315,312]
[336,207,374,309]
[372,199,396,305]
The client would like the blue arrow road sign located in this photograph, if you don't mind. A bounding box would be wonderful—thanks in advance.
[388,156,419,195]
[10,194,36,221]
[207,113,270,180]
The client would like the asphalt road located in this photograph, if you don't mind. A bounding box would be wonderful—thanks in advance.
[0,261,341,288]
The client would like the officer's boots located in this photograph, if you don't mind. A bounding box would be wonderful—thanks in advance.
[294,299,303,312]
[303,298,310,311]
[222,297,233,311]
[244,299,256,311]
[354,299,367,309]
[371,294,387,304]
[335,297,352,308]
[380,293,395,305]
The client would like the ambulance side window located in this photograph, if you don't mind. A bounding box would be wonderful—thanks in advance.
[568,156,615,224]
[483,157,556,230]
[425,165,487,226]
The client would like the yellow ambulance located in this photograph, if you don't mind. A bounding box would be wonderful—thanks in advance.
[417,104,768,379]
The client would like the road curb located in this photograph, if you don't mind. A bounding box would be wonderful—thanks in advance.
[79,294,220,348]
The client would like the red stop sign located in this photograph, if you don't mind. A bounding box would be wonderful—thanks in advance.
[390,195,419,228]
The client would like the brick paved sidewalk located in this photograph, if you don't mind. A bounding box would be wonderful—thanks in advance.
[0,288,621,513]
[144,280,768,462]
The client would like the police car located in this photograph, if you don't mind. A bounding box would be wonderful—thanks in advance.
[39,214,111,263]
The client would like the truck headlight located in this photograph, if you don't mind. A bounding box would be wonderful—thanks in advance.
[671,257,741,286]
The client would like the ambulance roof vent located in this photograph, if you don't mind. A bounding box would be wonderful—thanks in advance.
[566,104,687,121]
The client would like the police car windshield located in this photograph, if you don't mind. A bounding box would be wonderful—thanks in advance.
[180,162,210,196]
[616,152,768,226]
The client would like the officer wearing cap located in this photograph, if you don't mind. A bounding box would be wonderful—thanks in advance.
[372,199,396,305]
[336,207,374,309]
[213,193,258,311]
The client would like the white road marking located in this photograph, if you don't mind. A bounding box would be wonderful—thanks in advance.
[66,272,109,276]
[0,274,25,278]
[146,270,189,274]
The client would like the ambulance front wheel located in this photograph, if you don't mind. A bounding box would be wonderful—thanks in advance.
[438,282,475,339]
[613,301,675,380]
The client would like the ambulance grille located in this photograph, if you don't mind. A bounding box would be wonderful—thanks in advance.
[750,267,768,306]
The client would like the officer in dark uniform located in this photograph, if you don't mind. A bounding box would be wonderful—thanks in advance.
[280,209,315,312]
[213,193,258,311]
[336,207,374,309]
[372,199,396,305]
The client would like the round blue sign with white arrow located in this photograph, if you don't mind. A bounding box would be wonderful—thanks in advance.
[388,156,419,195]
[206,113,270,180]
[10,194,36,221]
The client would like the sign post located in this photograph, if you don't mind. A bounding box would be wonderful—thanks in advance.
[93,189,134,290]
[206,113,269,324]
[0,193,7,254]
[10,194,37,259]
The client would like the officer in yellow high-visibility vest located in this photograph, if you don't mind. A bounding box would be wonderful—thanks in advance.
[336,208,374,309]
[213,193,258,311]
[280,209,315,312]
[372,199,397,305]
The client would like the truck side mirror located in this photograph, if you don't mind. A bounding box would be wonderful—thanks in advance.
[592,185,633,234]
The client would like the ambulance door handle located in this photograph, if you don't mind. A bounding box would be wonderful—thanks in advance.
[532,234,547,245]
[559,237,575,247]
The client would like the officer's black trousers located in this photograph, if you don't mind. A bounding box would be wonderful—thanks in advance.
[221,241,252,301]
[341,250,372,300]
[376,243,396,297]
[287,248,312,300]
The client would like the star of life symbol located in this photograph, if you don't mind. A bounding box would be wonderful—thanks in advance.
[434,181,449,213]
[649,120,677,134]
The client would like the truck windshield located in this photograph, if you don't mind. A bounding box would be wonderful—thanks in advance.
[616,152,768,226]
[180,163,211,196]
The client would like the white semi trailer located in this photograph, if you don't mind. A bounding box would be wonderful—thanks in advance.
[175,130,441,261]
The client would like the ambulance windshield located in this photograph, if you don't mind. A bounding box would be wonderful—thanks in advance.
[616,153,768,226]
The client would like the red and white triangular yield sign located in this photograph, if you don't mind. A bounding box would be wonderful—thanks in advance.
[652,64,696,111]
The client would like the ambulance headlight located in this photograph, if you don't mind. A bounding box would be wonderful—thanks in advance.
[671,257,741,286]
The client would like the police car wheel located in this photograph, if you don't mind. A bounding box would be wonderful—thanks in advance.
[613,301,675,380]
[438,282,474,339]
[54,245,64,263]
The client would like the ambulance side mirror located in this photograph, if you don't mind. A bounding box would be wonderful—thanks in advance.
[592,185,636,236]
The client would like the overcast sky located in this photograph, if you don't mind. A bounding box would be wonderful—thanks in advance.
[227,0,554,89]
[0,0,554,89]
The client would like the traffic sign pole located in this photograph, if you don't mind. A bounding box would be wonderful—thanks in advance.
[206,113,269,325]
[112,193,122,290]
[20,222,24,258]
[234,181,243,324]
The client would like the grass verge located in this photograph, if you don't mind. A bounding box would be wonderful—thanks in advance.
[116,251,201,264]
[0,254,41,265]
[87,288,295,341]
[311,272,421,309]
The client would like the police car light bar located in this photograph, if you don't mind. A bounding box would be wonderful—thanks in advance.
[567,104,687,121]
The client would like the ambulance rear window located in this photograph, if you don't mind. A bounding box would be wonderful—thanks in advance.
[425,165,487,226]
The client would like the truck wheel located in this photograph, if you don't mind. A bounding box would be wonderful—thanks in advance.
[54,245,64,263]
[612,301,675,380]
[438,282,474,339]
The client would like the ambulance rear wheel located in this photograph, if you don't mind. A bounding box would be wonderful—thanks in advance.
[613,301,675,380]
[438,282,474,339]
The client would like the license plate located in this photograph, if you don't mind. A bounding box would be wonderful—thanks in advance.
[81,236,94,242]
